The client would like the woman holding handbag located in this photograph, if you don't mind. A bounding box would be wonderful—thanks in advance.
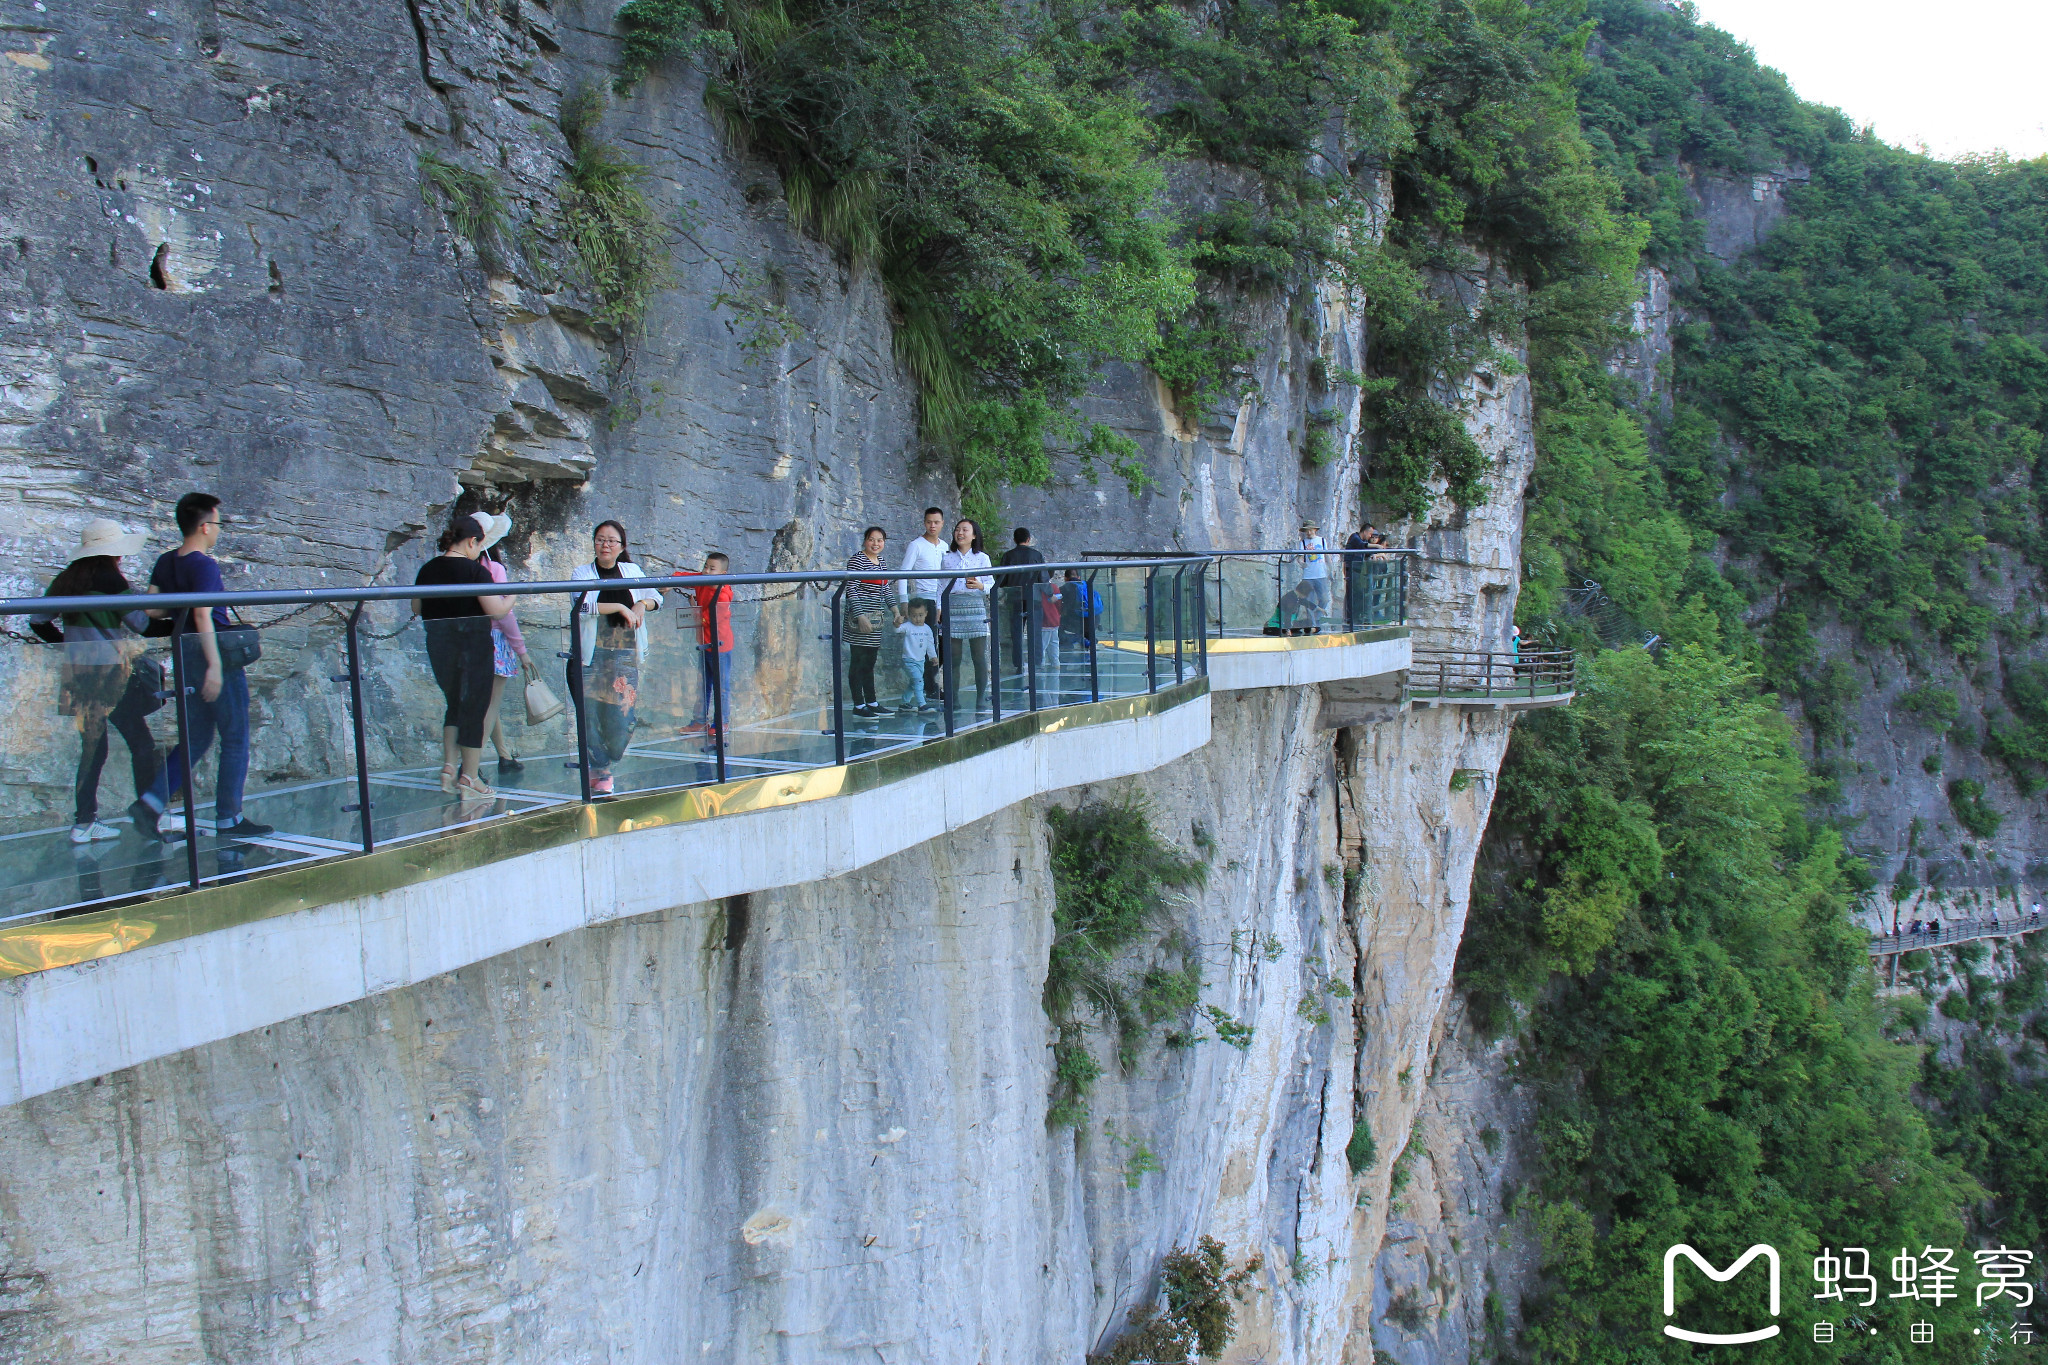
[29,519,162,843]
[842,527,890,719]
[571,520,661,796]
[472,512,534,776]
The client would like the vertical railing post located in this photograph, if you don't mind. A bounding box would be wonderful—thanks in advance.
[1144,567,1158,695]
[567,593,592,803]
[940,578,956,738]
[345,603,374,853]
[829,583,847,767]
[1196,561,1209,676]
[988,582,1004,724]
[1025,575,1040,712]
[1212,558,1224,640]
[1171,564,1187,685]
[1399,555,1408,624]
[1085,568,1101,702]
[170,610,201,889]
[1484,648,1494,699]
[709,586,727,784]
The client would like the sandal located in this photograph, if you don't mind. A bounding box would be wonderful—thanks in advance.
[456,774,494,801]
[439,763,458,794]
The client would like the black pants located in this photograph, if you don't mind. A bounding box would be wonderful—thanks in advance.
[848,645,879,708]
[425,617,495,749]
[1004,598,1030,671]
[75,675,158,825]
[956,635,989,707]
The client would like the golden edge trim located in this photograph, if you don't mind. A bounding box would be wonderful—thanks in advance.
[0,679,1210,979]
[1101,627,1408,656]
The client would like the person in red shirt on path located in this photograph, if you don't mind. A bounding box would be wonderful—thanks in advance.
[681,551,735,739]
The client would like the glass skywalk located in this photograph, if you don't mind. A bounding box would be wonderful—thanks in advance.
[0,560,1201,928]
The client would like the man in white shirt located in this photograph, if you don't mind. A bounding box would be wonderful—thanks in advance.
[897,506,948,701]
[1297,520,1330,623]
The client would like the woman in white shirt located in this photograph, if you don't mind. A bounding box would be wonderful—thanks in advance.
[941,518,993,714]
[570,520,662,796]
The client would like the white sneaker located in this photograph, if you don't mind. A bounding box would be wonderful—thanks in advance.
[70,821,120,843]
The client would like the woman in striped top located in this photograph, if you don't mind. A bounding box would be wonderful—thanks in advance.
[941,518,992,713]
[843,526,890,718]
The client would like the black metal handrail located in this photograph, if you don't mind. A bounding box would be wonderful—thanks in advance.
[1081,547,1412,633]
[1409,647,1574,701]
[0,555,1208,912]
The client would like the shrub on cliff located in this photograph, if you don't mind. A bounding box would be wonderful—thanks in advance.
[1044,798,1208,1125]
[1089,1236,1263,1365]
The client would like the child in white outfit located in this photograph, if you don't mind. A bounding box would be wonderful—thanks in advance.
[896,604,939,712]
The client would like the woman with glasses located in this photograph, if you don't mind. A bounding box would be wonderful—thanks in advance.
[570,520,661,796]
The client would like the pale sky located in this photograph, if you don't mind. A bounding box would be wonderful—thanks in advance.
[1684,0,2048,163]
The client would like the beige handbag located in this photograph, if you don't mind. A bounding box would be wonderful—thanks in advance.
[523,663,565,725]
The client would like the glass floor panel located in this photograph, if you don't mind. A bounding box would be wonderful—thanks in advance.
[0,642,1197,926]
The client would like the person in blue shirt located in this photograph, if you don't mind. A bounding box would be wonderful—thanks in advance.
[131,492,272,843]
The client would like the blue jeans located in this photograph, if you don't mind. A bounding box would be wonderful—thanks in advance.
[899,660,927,709]
[1303,576,1331,616]
[695,647,733,726]
[145,666,251,823]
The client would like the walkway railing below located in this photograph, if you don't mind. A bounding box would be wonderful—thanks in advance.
[1409,648,1575,704]
[1868,915,2043,957]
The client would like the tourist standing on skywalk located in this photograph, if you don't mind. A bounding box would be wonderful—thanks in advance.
[682,551,735,741]
[941,518,992,714]
[842,526,890,719]
[133,493,273,843]
[474,511,531,777]
[997,526,1047,667]
[31,519,161,844]
[897,506,948,704]
[895,602,939,714]
[572,520,661,797]
[1296,520,1330,622]
[414,513,515,802]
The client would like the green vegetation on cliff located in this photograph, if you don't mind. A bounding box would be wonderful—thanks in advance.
[1461,0,2048,1356]
[611,0,1643,523]
[1463,647,1980,1360]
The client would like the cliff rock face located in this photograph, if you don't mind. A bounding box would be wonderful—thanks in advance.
[0,2,1542,1361]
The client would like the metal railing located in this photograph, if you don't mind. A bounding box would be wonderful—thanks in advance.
[1409,647,1575,703]
[0,556,1208,924]
[1084,547,1413,637]
[1868,914,2044,957]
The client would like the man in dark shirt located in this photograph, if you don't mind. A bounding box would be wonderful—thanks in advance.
[997,527,1047,669]
[132,492,272,843]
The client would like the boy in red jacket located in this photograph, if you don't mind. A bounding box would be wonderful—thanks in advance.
[681,552,734,738]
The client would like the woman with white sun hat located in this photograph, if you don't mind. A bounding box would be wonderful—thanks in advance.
[473,510,533,775]
[28,518,162,843]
